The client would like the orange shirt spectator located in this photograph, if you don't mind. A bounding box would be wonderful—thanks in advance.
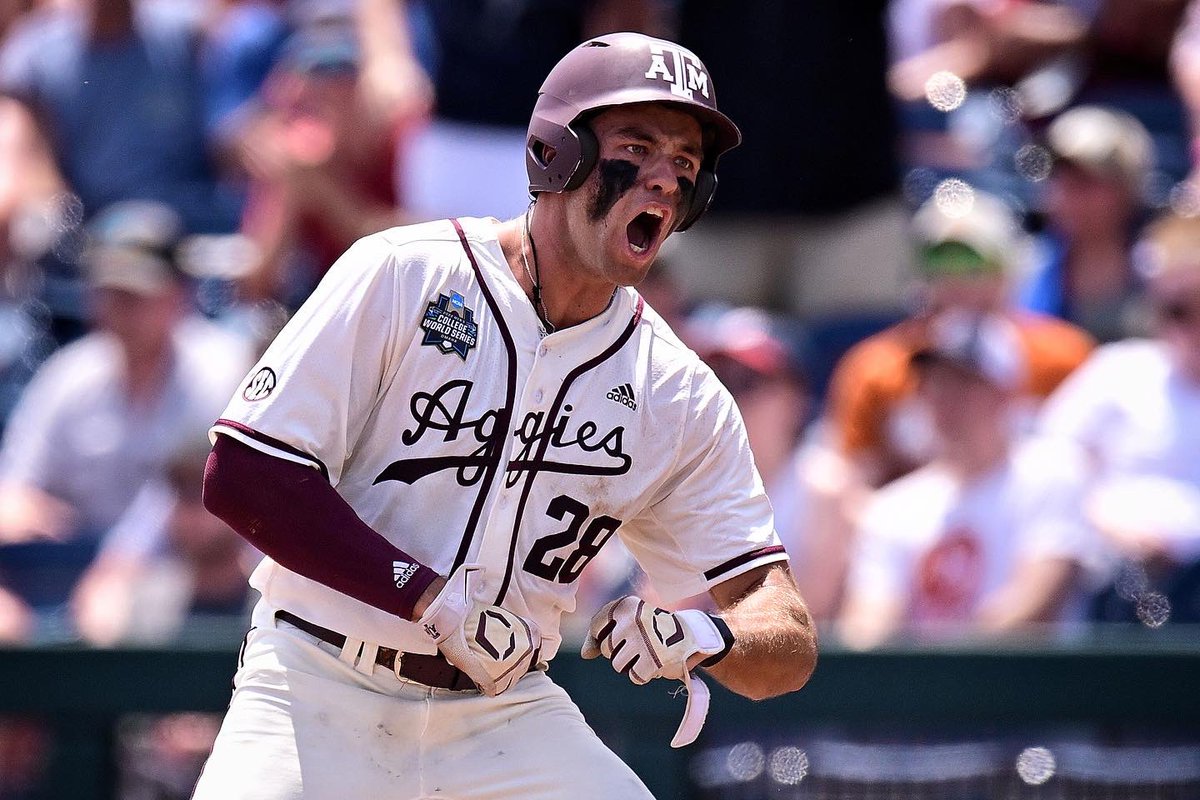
[825,189,1095,486]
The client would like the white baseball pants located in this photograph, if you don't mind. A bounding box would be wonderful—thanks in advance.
[191,602,654,800]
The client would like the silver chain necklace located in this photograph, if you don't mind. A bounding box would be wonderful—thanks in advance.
[521,205,555,335]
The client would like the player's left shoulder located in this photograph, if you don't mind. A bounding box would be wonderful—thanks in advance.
[630,296,726,399]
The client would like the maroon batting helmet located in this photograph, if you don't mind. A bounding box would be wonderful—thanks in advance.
[526,32,741,231]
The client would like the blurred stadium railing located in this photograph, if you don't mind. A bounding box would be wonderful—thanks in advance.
[0,624,1197,799]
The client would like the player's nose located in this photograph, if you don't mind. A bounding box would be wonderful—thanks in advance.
[641,155,681,196]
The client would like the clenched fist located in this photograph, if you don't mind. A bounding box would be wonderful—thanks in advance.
[418,564,541,696]
[581,595,733,685]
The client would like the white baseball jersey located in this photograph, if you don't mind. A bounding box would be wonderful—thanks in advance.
[1039,339,1200,560]
[1039,339,1200,485]
[847,436,1097,626]
[212,217,785,660]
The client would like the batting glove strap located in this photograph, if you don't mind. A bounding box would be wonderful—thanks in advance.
[417,564,541,697]
[695,613,735,668]
[671,609,734,669]
[583,597,729,685]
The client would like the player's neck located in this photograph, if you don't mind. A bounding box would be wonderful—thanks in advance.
[498,209,619,333]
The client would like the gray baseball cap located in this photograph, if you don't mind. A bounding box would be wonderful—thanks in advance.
[911,311,1026,390]
[84,201,185,296]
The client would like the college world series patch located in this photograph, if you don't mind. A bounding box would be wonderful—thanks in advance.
[420,291,479,360]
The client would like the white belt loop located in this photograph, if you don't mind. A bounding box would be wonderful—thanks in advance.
[339,637,364,667]
[356,643,379,676]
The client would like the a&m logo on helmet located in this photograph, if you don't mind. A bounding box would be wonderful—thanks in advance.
[643,43,710,101]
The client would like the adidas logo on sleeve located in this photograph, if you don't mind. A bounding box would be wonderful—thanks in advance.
[606,383,637,410]
[393,560,420,588]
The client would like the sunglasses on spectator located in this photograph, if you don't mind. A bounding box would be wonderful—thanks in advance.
[1157,296,1200,325]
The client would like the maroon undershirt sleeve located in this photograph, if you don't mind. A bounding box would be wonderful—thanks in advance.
[202,433,438,622]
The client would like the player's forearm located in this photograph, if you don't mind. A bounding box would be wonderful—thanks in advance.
[203,434,438,621]
[703,567,817,701]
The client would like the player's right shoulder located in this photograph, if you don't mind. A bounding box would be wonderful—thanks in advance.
[355,219,458,258]
[358,218,493,273]
[328,219,472,287]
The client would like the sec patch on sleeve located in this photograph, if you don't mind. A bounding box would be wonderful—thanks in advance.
[243,367,277,401]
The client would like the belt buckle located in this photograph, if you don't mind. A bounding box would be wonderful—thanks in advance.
[392,650,405,682]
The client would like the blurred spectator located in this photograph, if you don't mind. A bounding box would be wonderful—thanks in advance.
[352,0,433,132]
[0,201,252,638]
[1084,0,1189,105]
[891,0,1187,121]
[200,0,291,177]
[235,19,405,307]
[0,95,65,276]
[826,188,1094,489]
[0,0,240,234]
[0,0,35,44]
[839,311,1100,648]
[0,0,244,344]
[889,0,1087,106]
[686,306,857,622]
[1017,105,1155,342]
[666,1,910,318]
[394,0,668,223]
[890,1,1187,216]
[687,306,812,496]
[1039,209,1200,624]
[1172,0,1200,184]
[887,0,1089,181]
[72,441,254,646]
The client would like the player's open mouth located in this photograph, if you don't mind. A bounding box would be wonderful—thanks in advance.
[626,208,667,255]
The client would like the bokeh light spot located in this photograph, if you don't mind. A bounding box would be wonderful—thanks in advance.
[1015,144,1053,182]
[933,178,976,218]
[726,742,765,782]
[768,746,809,785]
[925,71,966,112]
[988,86,1024,123]
[1136,591,1170,628]
[1016,746,1056,785]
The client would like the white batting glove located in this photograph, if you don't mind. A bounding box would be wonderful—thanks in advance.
[581,595,733,684]
[418,564,541,697]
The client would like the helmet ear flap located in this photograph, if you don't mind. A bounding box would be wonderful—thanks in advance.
[561,121,599,192]
[676,170,717,232]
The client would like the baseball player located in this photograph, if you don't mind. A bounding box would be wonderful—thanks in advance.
[193,32,817,800]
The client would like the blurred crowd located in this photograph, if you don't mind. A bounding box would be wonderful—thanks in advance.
[0,0,1199,794]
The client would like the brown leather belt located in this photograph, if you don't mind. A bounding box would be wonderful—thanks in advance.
[275,610,476,692]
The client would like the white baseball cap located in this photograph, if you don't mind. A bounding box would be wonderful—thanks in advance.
[1047,105,1153,193]
[84,200,185,296]
[911,189,1025,277]
[911,311,1026,390]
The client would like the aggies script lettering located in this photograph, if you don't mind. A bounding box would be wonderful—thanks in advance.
[373,379,632,487]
